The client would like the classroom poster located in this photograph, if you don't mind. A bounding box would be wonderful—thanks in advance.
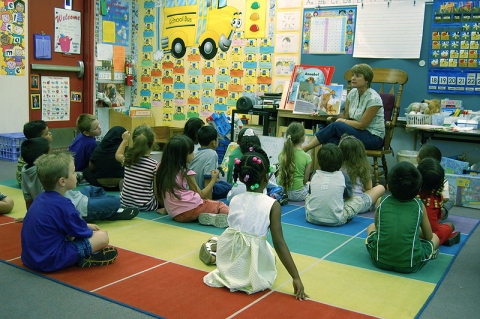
[41,76,70,121]
[54,9,81,54]
[0,0,26,76]
[100,0,130,47]
[302,8,356,54]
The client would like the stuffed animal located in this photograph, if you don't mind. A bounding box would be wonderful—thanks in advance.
[406,102,429,114]
[422,99,441,114]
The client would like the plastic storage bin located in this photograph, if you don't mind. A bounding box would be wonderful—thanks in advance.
[406,114,432,125]
[0,132,26,162]
[397,150,419,166]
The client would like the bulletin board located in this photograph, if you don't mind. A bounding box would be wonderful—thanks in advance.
[302,7,356,55]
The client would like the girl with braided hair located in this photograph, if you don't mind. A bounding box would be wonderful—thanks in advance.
[277,122,312,201]
[204,146,308,300]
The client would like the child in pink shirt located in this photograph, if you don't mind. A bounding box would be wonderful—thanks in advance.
[155,135,229,227]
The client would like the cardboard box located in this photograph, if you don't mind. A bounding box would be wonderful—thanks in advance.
[129,108,152,117]
[445,174,480,210]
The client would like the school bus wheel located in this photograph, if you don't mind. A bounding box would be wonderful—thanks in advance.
[171,38,186,59]
[199,38,217,60]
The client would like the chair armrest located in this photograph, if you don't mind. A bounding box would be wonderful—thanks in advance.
[326,116,335,124]
[385,120,393,130]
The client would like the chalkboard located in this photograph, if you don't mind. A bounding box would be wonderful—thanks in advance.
[300,3,479,115]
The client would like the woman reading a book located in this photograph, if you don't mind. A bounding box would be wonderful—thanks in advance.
[302,63,384,152]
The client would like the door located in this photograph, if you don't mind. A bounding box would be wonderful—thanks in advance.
[28,0,94,129]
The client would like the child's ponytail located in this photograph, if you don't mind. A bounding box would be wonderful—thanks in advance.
[279,122,304,190]
[124,125,155,167]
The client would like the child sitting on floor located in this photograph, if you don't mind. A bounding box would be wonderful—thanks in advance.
[155,135,229,227]
[366,161,440,273]
[417,158,460,246]
[338,134,385,213]
[277,122,312,202]
[21,151,118,272]
[305,143,365,226]
[116,125,164,213]
[417,144,453,220]
[188,125,232,200]
[16,120,53,187]
[21,137,138,221]
[68,113,102,173]
[203,146,308,300]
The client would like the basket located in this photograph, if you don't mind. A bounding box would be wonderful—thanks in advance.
[0,132,26,162]
[397,150,419,165]
[406,113,432,125]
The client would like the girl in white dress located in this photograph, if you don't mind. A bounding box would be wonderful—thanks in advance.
[203,147,308,300]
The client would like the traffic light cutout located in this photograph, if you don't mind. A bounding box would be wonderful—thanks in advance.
[244,0,266,38]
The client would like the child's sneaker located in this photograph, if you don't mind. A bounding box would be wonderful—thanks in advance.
[199,237,218,265]
[78,247,118,268]
[107,207,139,220]
[444,232,461,246]
[198,213,228,228]
[279,194,289,206]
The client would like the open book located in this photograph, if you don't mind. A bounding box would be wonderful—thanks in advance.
[285,65,335,110]
[293,84,343,115]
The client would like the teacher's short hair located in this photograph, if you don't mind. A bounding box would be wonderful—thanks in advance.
[350,64,374,88]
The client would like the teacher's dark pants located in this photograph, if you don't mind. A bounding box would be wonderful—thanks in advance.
[314,122,384,150]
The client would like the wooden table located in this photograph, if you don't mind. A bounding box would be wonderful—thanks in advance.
[406,124,480,150]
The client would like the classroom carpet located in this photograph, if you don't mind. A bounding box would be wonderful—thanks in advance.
[1,181,478,319]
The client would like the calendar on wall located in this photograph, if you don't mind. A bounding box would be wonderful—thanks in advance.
[302,7,356,55]
[428,0,480,94]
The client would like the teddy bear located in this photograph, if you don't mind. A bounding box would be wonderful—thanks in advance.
[422,99,441,114]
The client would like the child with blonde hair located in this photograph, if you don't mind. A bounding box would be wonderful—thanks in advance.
[277,122,312,201]
[21,151,118,272]
[204,146,308,300]
[338,134,385,213]
[155,135,229,227]
[116,125,163,213]
[69,114,102,172]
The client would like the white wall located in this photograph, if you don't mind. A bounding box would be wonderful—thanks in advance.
[0,76,29,134]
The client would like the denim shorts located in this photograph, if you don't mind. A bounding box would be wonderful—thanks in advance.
[70,237,92,260]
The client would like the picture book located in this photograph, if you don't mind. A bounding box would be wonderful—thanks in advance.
[292,84,343,115]
[284,65,335,110]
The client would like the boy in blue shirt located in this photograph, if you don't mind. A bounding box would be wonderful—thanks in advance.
[68,113,102,172]
[188,125,232,199]
[21,151,118,272]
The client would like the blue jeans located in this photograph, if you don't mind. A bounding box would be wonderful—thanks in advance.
[213,181,233,200]
[71,237,92,264]
[314,122,384,150]
[80,186,120,222]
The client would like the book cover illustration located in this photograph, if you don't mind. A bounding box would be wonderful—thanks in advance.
[313,84,344,115]
[293,83,343,115]
[285,65,335,110]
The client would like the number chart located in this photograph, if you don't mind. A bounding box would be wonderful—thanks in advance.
[302,8,356,55]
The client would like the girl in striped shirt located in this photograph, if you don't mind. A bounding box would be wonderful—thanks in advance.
[116,125,164,213]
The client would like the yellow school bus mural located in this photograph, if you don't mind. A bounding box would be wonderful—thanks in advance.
[161,0,242,60]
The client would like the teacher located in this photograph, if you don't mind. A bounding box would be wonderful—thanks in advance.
[302,63,385,152]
